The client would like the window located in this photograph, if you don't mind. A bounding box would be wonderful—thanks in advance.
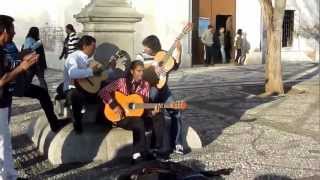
[282,10,295,47]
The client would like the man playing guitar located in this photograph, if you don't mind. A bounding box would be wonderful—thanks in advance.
[99,60,165,164]
[139,35,184,154]
[63,35,101,134]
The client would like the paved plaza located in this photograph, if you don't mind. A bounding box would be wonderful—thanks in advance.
[9,62,320,180]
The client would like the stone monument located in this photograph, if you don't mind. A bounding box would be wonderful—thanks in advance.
[75,0,143,58]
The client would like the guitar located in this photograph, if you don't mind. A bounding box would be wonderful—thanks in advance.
[104,91,188,123]
[143,23,193,89]
[75,50,126,94]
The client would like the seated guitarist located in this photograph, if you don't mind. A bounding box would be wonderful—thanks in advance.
[140,35,184,154]
[99,60,165,164]
[63,35,101,134]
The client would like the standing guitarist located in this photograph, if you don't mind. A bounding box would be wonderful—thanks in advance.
[140,35,184,154]
[63,35,100,134]
[99,60,164,164]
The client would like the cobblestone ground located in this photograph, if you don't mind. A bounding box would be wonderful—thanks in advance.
[9,62,320,180]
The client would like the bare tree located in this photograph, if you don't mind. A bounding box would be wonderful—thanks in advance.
[260,0,287,95]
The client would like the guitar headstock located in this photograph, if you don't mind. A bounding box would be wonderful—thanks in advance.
[170,101,188,110]
[182,22,193,35]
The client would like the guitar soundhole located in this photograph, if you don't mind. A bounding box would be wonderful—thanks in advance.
[128,103,135,110]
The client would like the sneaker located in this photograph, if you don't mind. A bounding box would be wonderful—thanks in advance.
[174,144,184,155]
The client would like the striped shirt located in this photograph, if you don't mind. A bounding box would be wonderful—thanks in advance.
[67,32,79,54]
[99,78,150,105]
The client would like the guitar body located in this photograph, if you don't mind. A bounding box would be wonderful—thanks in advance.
[143,51,175,89]
[76,71,108,94]
[104,92,145,123]
[142,23,193,89]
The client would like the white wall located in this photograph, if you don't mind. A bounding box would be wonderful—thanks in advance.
[132,0,192,67]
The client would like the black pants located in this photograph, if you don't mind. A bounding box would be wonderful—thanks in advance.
[235,49,242,64]
[66,88,98,131]
[205,45,214,65]
[23,84,58,127]
[117,113,165,154]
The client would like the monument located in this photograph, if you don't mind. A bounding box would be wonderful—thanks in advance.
[75,0,143,58]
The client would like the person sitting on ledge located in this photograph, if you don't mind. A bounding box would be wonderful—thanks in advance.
[63,35,101,134]
[99,60,165,164]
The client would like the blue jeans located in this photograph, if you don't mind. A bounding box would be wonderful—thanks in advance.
[150,86,183,149]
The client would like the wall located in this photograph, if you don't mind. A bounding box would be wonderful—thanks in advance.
[0,0,90,70]
[132,0,192,67]
[284,0,320,61]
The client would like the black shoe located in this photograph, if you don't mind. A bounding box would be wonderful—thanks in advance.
[131,156,144,165]
[17,178,29,180]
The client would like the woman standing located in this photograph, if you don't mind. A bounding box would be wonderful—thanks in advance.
[23,27,48,90]
[59,24,79,60]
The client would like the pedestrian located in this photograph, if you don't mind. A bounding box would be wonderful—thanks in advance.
[0,14,38,180]
[22,27,48,90]
[218,27,227,64]
[240,32,250,65]
[201,25,214,66]
[234,29,243,65]
[59,24,79,60]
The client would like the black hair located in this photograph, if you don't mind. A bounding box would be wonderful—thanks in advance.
[26,27,40,41]
[208,25,213,29]
[237,29,243,35]
[66,24,76,33]
[142,35,162,54]
[78,35,96,50]
[0,15,14,34]
[126,60,145,92]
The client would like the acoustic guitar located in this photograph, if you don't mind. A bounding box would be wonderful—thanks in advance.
[143,23,193,89]
[75,50,126,94]
[104,91,188,123]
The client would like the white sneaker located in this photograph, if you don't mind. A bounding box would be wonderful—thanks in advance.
[174,144,184,155]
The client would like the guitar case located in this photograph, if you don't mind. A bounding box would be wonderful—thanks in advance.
[117,161,233,180]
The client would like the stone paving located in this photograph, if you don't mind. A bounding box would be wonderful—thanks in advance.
[9,62,320,180]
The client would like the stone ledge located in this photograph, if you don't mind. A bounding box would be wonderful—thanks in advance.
[27,117,133,165]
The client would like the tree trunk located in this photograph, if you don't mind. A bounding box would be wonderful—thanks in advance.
[265,28,284,94]
[260,0,286,95]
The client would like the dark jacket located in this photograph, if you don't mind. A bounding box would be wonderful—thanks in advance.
[0,48,14,107]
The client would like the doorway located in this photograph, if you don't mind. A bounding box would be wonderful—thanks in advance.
[191,0,236,65]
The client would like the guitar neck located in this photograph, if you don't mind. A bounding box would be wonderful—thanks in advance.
[135,103,175,109]
[167,32,186,56]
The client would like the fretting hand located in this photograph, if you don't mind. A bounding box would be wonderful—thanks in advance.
[151,104,161,116]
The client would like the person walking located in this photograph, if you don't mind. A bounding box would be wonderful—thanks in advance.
[234,29,243,65]
[0,14,38,180]
[59,24,79,60]
[218,27,227,64]
[22,27,48,90]
[201,25,214,66]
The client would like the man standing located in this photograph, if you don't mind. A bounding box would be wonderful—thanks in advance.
[63,35,100,134]
[201,25,214,66]
[0,15,38,180]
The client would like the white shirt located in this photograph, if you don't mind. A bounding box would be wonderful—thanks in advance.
[201,29,214,47]
[63,50,93,91]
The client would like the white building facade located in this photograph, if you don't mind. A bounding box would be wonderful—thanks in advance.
[1,0,319,70]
